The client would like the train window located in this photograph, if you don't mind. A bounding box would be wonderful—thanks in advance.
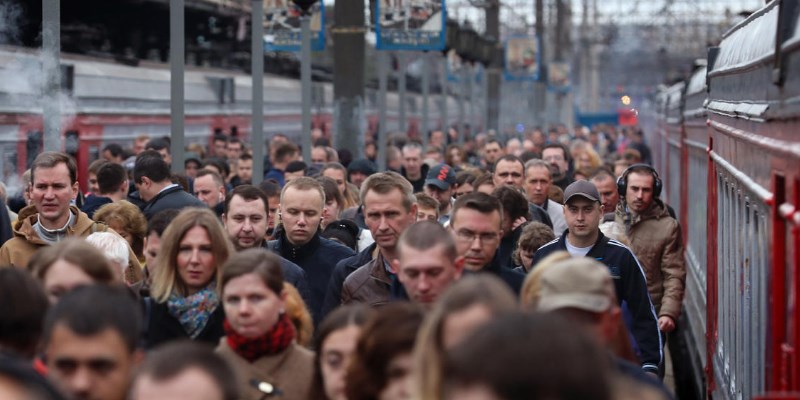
[25,131,43,169]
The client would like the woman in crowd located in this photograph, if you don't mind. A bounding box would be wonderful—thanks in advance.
[309,305,372,400]
[216,248,314,400]
[93,200,147,264]
[412,275,517,400]
[29,238,117,304]
[346,303,425,400]
[318,176,345,230]
[444,144,466,171]
[512,221,556,273]
[144,208,234,349]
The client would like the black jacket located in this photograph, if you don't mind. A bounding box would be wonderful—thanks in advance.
[260,241,313,308]
[141,185,205,220]
[320,243,377,319]
[401,164,430,193]
[81,195,113,219]
[267,232,355,324]
[482,256,525,294]
[142,299,225,350]
[532,230,662,374]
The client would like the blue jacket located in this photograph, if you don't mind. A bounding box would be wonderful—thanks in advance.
[532,230,663,374]
[267,232,355,325]
[261,242,313,311]
[81,195,113,219]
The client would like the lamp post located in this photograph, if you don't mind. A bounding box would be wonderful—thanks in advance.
[251,0,264,184]
[292,0,317,164]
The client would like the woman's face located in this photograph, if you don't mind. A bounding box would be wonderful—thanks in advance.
[441,304,492,350]
[108,221,134,248]
[378,352,413,400]
[518,247,534,271]
[176,226,217,295]
[223,273,285,338]
[578,153,592,170]
[449,149,463,165]
[324,199,342,225]
[43,259,96,304]
[321,325,361,400]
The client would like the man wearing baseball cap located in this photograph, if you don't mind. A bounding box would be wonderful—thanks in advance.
[532,180,663,376]
[423,163,456,224]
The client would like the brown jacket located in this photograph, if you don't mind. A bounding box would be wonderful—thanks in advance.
[216,339,314,400]
[0,205,143,284]
[613,199,686,320]
[341,252,392,307]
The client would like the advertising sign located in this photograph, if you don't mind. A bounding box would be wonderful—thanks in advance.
[375,0,446,50]
[504,37,539,81]
[264,0,325,52]
[548,62,571,92]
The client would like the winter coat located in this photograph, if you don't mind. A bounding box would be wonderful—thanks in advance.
[141,185,205,220]
[216,339,314,400]
[142,299,225,349]
[320,243,377,319]
[80,195,112,219]
[341,252,393,307]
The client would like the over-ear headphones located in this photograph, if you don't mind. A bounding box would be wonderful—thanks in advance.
[616,164,662,197]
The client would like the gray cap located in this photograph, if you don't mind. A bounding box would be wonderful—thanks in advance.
[563,180,600,204]
[536,258,615,313]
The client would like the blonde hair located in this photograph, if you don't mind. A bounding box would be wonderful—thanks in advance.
[520,251,571,310]
[284,282,313,347]
[150,208,234,302]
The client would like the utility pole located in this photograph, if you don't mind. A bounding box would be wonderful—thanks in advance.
[42,0,61,152]
[534,0,546,125]
[332,0,366,157]
[485,0,501,133]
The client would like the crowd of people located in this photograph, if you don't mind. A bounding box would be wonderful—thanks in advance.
[0,124,685,400]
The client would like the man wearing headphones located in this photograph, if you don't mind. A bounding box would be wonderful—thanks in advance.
[614,165,686,334]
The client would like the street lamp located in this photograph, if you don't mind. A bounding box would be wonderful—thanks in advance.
[292,0,318,162]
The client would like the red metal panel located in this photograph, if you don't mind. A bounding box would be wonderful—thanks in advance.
[772,174,788,392]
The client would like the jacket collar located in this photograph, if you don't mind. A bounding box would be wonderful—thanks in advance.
[14,205,95,243]
[557,229,610,259]
[277,230,321,259]
[614,198,669,226]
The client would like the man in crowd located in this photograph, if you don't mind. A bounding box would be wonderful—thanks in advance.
[532,180,662,375]
[542,143,573,190]
[211,133,228,159]
[401,142,429,192]
[482,139,504,171]
[341,172,417,307]
[394,220,464,307]
[590,168,621,215]
[193,169,227,216]
[226,137,244,162]
[137,209,180,296]
[311,145,331,164]
[423,163,455,225]
[265,142,299,187]
[229,153,253,188]
[43,286,144,400]
[492,155,525,189]
[525,159,568,234]
[347,159,376,189]
[267,177,355,322]
[81,162,128,219]
[449,192,525,293]
[134,151,204,219]
[144,138,172,166]
[101,143,125,164]
[414,192,439,222]
[284,161,308,182]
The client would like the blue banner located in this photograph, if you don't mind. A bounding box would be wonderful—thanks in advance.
[547,62,571,92]
[375,0,446,51]
[503,36,540,81]
[264,0,325,52]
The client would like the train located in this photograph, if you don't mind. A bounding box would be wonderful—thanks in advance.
[644,1,800,398]
[0,45,466,194]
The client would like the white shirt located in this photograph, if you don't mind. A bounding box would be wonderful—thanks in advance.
[565,239,593,257]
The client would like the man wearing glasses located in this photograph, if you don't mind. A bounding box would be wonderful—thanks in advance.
[448,192,525,293]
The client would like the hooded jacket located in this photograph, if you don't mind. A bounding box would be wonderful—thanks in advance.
[613,199,686,320]
[0,205,143,284]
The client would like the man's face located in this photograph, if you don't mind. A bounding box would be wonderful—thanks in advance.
[236,159,253,181]
[363,188,416,251]
[227,143,243,160]
[395,244,463,306]
[224,195,268,250]
[322,169,347,195]
[312,147,328,164]
[591,176,620,214]
[267,196,280,235]
[524,166,551,206]
[134,139,148,155]
[450,208,502,271]
[32,164,78,229]
[424,185,452,213]
[416,206,438,222]
[213,140,227,158]
[131,369,224,400]
[88,172,100,196]
[402,147,422,176]
[184,161,200,178]
[102,150,121,164]
[493,159,524,188]
[349,172,368,189]
[430,130,444,146]
[625,171,655,214]
[482,143,503,164]
[542,148,568,179]
[155,148,171,165]
[46,325,140,400]
[453,183,473,199]
[280,187,323,246]
[193,175,224,208]
[564,197,602,242]
[143,232,161,276]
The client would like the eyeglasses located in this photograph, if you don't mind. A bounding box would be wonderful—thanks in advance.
[455,229,499,244]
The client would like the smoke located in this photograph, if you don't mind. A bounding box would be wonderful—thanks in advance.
[0,0,22,45]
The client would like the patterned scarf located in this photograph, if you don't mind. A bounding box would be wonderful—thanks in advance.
[224,313,296,362]
[166,282,219,339]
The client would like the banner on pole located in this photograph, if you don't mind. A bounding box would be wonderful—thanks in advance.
[264,0,325,52]
[547,62,571,92]
[503,36,539,81]
[375,0,446,50]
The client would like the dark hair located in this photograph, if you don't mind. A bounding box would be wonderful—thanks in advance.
[147,209,181,237]
[0,268,49,358]
[484,138,501,148]
[495,154,524,170]
[414,193,439,212]
[96,162,127,195]
[227,137,242,147]
[170,173,190,192]
[455,171,477,188]
[195,169,225,187]
[88,159,110,175]
[443,312,611,400]
[203,157,230,178]
[542,142,570,163]
[0,357,66,400]
[42,285,141,352]
[590,167,615,182]
[259,179,282,198]
[212,133,228,144]
[133,341,238,400]
[513,221,556,266]
[221,248,284,296]
[134,150,171,184]
[398,220,455,261]
[145,138,170,153]
[32,152,78,185]
[309,305,373,400]
[274,142,299,164]
[321,219,360,251]
[318,176,345,208]
[451,192,503,228]
[238,152,252,161]
[102,143,124,158]
[346,303,425,400]
[224,185,269,216]
[492,186,530,222]
[472,173,494,191]
[286,160,308,174]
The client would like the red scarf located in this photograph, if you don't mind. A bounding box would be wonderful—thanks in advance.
[224,314,296,362]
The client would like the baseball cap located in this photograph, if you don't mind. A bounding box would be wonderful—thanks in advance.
[425,163,456,190]
[536,258,614,313]
[563,180,600,204]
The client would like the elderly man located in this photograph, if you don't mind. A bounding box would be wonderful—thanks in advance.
[525,159,568,234]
